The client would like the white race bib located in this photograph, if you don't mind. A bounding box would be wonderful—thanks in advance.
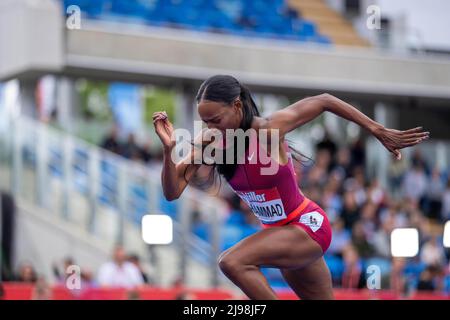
[235,188,287,223]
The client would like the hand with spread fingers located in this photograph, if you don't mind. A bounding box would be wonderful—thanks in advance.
[372,126,430,160]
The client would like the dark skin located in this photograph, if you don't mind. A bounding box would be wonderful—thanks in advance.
[153,93,429,300]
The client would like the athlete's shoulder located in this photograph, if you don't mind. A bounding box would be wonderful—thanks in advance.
[251,117,284,144]
[251,116,269,130]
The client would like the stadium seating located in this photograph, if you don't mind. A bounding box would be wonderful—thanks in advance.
[62,0,332,44]
[287,0,370,46]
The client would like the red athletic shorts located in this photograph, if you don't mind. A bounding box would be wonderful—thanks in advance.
[261,198,332,254]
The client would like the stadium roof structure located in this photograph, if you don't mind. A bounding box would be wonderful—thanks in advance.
[2,0,450,103]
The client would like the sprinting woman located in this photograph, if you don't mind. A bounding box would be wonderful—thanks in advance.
[152,75,429,300]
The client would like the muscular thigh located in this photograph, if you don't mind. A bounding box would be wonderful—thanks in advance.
[281,257,334,300]
[221,225,323,269]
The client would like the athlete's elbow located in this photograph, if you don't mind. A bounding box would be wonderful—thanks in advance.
[315,93,335,112]
[162,182,181,201]
[165,194,180,202]
[318,92,333,100]
[164,190,180,201]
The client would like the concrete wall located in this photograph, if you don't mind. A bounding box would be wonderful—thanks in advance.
[65,21,450,99]
[0,0,64,80]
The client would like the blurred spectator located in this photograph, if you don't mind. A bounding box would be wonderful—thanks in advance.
[101,125,121,155]
[31,276,51,300]
[359,201,377,239]
[424,168,445,221]
[332,147,351,181]
[420,236,446,268]
[411,149,430,175]
[128,253,154,285]
[349,138,365,170]
[171,276,198,299]
[316,131,337,160]
[327,218,351,258]
[341,245,362,289]
[79,269,95,290]
[321,172,343,222]
[52,257,96,291]
[97,245,144,288]
[404,199,426,231]
[348,166,368,206]
[390,257,406,295]
[402,159,427,203]
[416,265,443,292]
[140,141,154,164]
[171,276,184,289]
[122,133,141,160]
[15,262,38,283]
[442,177,450,221]
[351,221,376,259]
[307,149,331,187]
[340,191,360,230]
[372,216,393,259]
[388,155,408,197]
[416,268,434,291]
[366,179,386,207]
[379,200,409,229]
[52,256,75,283]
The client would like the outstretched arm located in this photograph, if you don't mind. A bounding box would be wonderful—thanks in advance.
[266,93,429,159]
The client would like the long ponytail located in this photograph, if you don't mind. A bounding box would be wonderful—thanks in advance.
[239,84,260,130]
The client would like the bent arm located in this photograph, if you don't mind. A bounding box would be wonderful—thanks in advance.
[161,146,184,201]
[161,128,215,201]
[161,145,201,201]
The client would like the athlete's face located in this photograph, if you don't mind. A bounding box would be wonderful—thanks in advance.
[198,99,243,133]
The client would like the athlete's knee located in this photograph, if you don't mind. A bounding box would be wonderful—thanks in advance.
[218,253,255,278]
[217,248,231,264]
[218,254,239,276]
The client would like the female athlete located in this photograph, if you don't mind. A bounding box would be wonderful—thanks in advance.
[152,75,429,300]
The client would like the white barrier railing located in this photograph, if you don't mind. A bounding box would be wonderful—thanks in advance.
[0,115,228,287]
